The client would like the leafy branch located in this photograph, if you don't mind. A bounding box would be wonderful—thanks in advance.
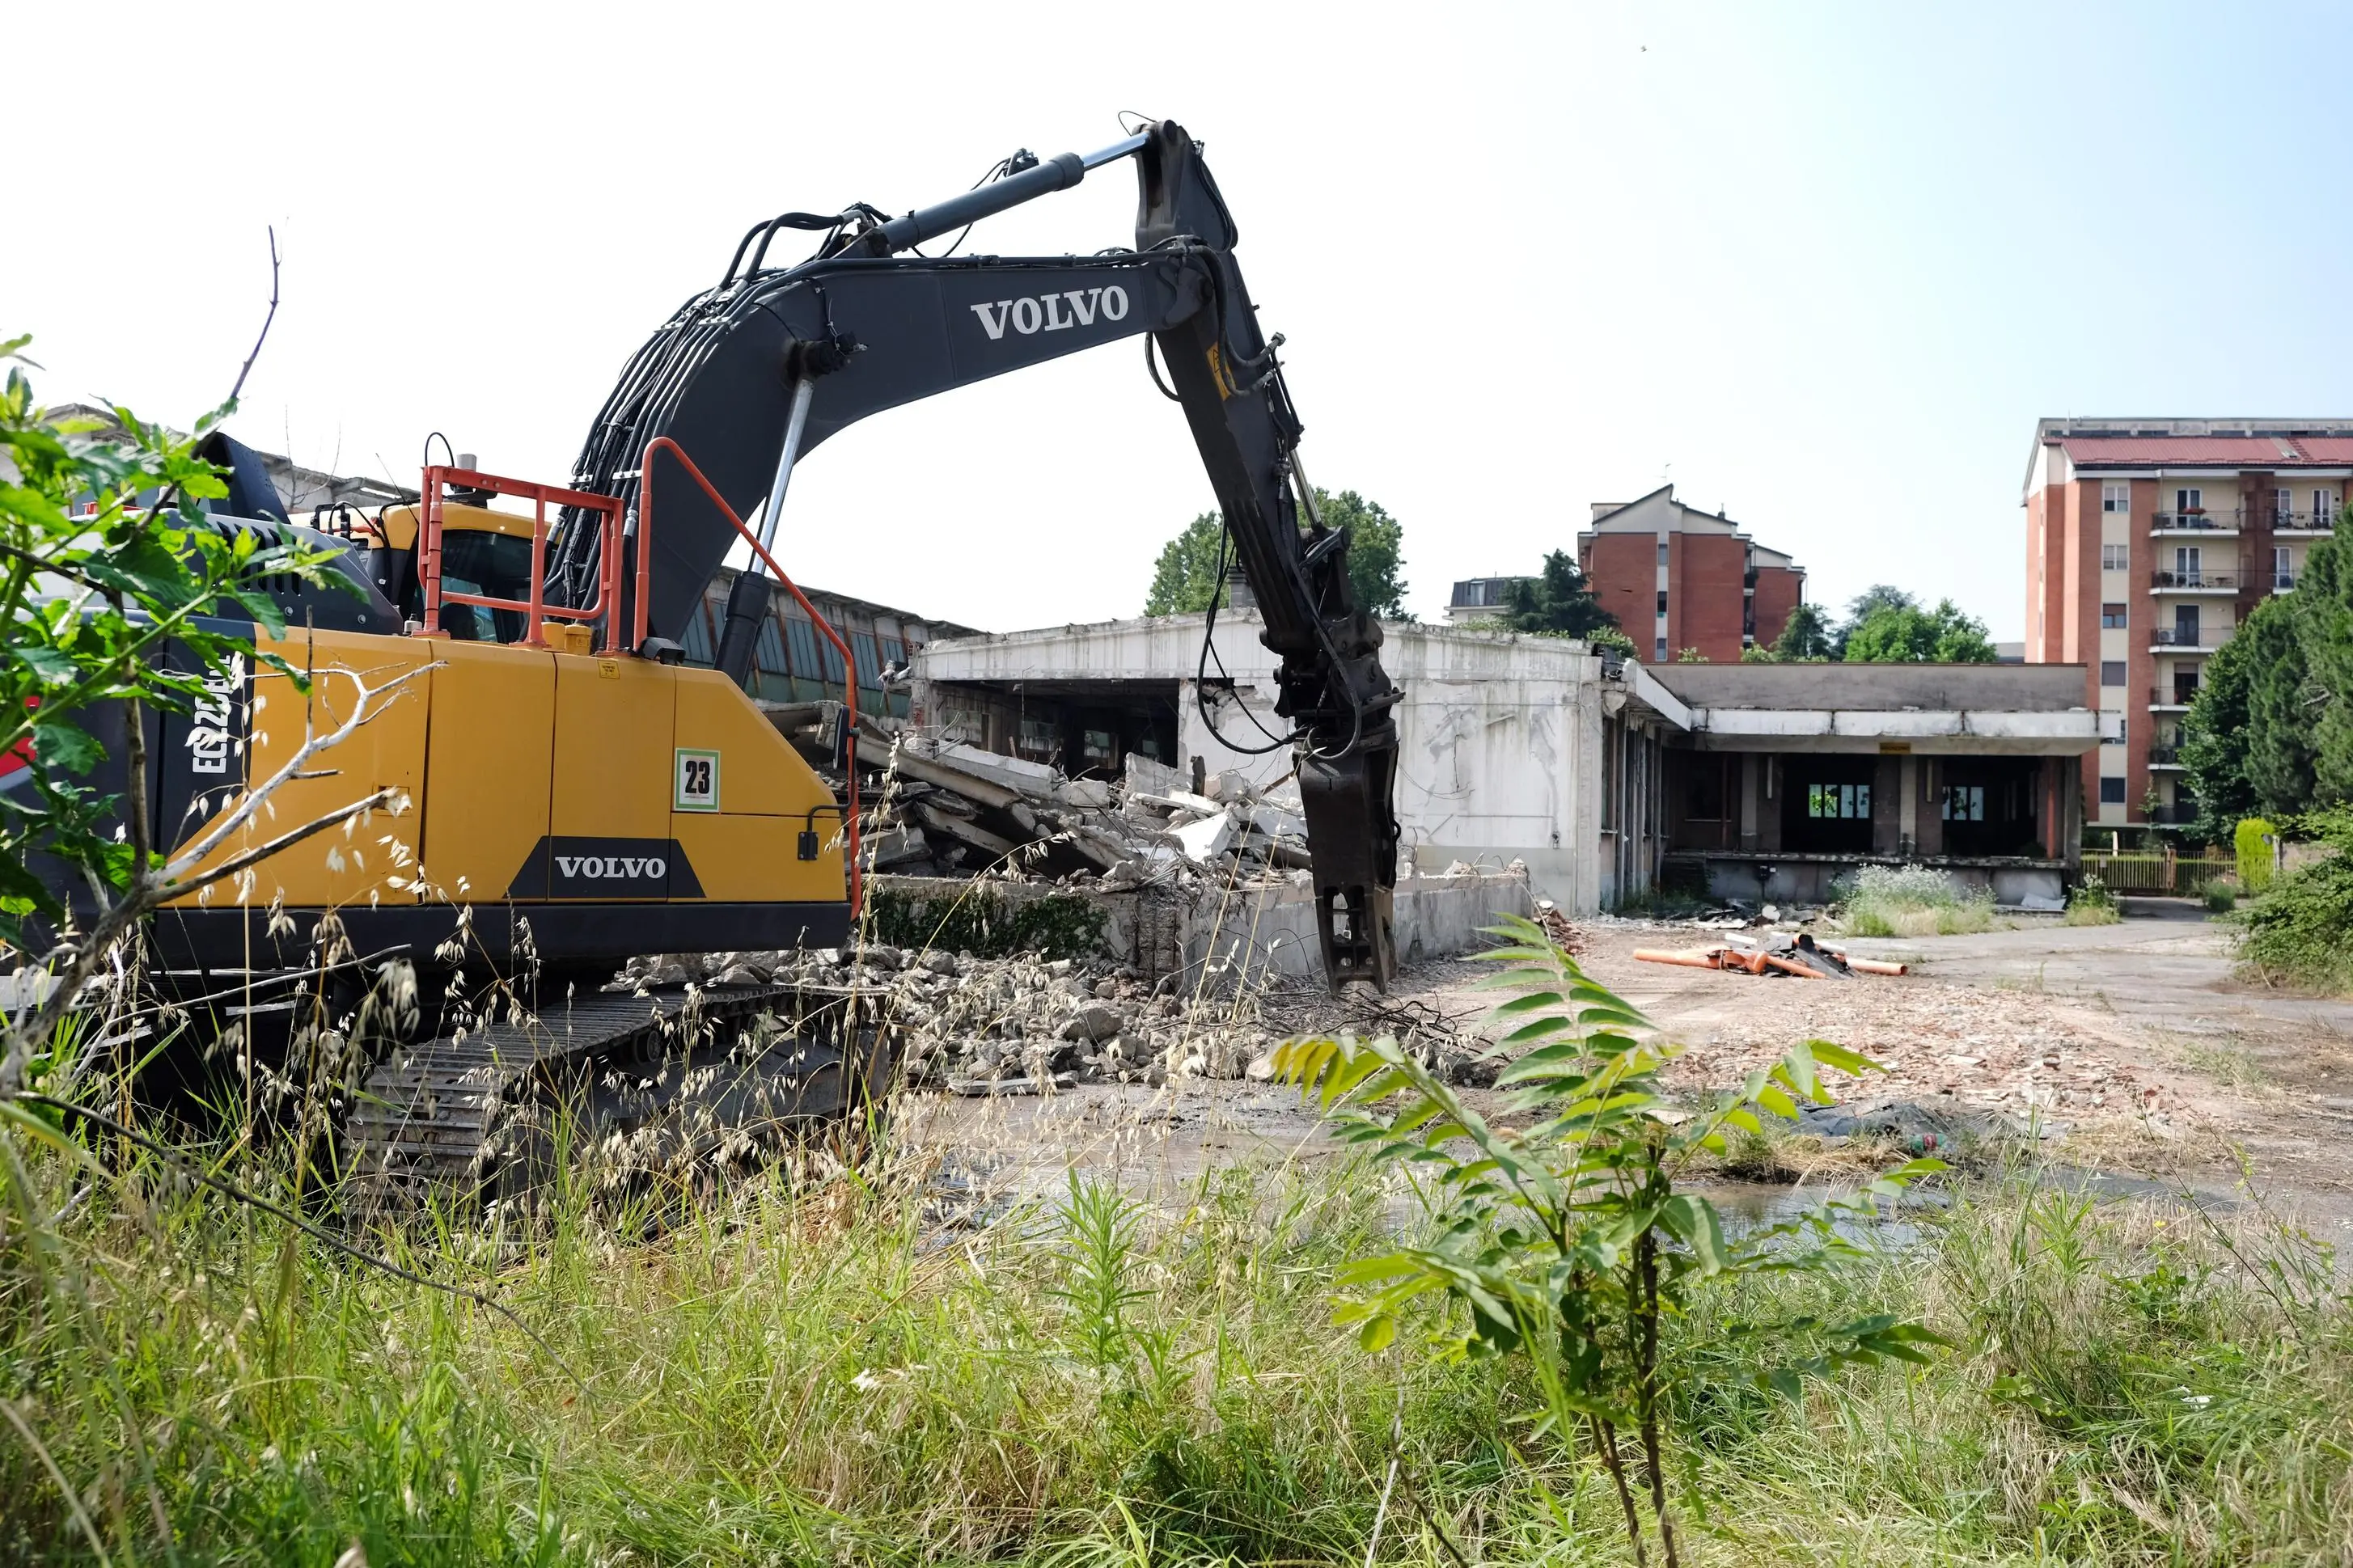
[1274,912,1948,1566]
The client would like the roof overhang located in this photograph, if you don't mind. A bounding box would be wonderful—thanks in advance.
[1681,706,2099,754]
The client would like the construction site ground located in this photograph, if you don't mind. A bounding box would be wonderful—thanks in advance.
[897,905,2353,1238]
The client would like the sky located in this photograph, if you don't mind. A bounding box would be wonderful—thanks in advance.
[11,1,2353,640]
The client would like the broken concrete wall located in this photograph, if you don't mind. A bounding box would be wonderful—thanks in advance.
[1186,869,1534,990]
[869,865,1530,986]
[910,615,1613,913]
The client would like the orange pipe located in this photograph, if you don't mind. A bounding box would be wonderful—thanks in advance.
[1847,957,1908,976]
[1760,953,1826,979]
[1633,948,1729,969]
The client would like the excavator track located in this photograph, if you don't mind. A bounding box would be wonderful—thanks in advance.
[345,982,892,1211]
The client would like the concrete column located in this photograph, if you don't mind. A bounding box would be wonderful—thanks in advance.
[1737,754,1758,848]
[2061,755,2084,868]
[1898,754,1919,856]
[1915,756,1944,857]
[1758,754,1783,852]
[1873,754,1902,856]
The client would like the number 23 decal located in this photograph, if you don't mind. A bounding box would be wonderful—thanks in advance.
[675,749,720,812]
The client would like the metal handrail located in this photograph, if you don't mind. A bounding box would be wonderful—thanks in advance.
[639,436,862,914]
[416,466,626,651]
[2151,510,2238,530]
[2151,570,2237,589]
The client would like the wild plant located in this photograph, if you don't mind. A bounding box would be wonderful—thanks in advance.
[1274,913,1944,1566]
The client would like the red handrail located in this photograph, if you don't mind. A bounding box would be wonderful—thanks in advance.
[417,467,626,649]
[639,437,861,915]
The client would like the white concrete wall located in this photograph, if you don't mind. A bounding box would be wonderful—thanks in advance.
[1188,869,1534,989]
[1169,627,1606,911]
[915,615,1610,913]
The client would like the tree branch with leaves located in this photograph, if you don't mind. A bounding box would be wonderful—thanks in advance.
[0,319,412,1094]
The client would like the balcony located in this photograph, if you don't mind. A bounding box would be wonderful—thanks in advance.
[2275,571,2299,593]
[2152,509,2240,535]
[2147,801,2201,826]
[2150,627,2224,650]
[2271,510,2335,537]
[2148,745,2182,769]
[2149,687,2196,711]
[2150,569,2238,592]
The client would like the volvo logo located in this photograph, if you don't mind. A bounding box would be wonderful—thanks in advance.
[553,855,666,880]
[968,285,1129,340]
[509,836,705,899]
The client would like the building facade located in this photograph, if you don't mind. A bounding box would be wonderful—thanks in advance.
[1444,577,1530,623]
[1579,486,1806,663]
[910,616,2093,913]
[2021,418,2351,829]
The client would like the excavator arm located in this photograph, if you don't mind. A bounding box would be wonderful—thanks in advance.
[552,120,1400,987]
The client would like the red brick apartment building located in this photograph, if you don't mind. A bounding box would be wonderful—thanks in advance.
[2023,417,2352,829]
[1577,486,1806,663]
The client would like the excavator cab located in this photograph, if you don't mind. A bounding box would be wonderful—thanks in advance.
[350,495,541,643]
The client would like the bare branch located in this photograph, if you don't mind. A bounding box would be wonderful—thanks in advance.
[222,227,281,413]
[1,660,435,1093]
[160,786,396,902]
[163,661,435,881]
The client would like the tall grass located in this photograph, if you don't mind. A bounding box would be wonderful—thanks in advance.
[2,1126,2351,1564]
[1836,864,1996,937]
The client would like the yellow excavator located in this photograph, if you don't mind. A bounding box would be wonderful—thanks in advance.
[74,120,1402,1198]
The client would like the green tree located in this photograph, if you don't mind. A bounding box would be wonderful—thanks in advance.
[1500,550,1620,640]
[1142,488,1409,619]
[1771,600,1835,659]
[2178,610,2263,836]
[1841,598,1997,663]
[2299,523,2353,803]
[1315,488,1409,619]
[1142,512,1227,615]
[1835,585,1916,657]
[0,332,370,1091]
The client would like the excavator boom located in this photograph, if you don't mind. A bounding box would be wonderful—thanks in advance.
[555,120,1401,987]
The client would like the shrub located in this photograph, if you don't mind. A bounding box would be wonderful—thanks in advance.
[1836,864,1995,936]
[2239,813,2353,992]
[2061,873,2122,925]
[2237,817,2279,894]
[1275,915,1945,1565]
[2203,879,2238,914]
[868,885,1107,960]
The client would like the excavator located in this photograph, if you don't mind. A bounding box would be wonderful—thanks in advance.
[68,120,1403,1198]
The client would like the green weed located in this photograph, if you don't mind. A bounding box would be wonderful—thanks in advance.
[2,1120,2351,1563]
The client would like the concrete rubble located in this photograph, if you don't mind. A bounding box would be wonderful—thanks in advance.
[855,729,1315,891]
[607,936,1496,1093]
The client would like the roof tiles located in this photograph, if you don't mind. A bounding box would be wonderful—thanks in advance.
[2059,434,2352,467]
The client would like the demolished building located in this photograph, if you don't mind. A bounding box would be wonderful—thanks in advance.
[907,614,2102,912]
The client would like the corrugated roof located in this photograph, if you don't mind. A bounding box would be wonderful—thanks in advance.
[2059,434,2349,467]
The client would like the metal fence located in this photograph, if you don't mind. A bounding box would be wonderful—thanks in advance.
[2081,852,2235,894]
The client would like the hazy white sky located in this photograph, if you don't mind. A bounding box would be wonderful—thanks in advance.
[13,2,2352,638]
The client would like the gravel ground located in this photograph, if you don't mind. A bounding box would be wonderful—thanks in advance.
[896,910,2353,1228]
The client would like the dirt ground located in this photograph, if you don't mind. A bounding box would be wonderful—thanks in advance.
[896,904,2353,1235]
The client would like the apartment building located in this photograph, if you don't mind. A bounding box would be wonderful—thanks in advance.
[1579,486,1805,663]
[1443,577,1528,623]
[2021,418,2351,828]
